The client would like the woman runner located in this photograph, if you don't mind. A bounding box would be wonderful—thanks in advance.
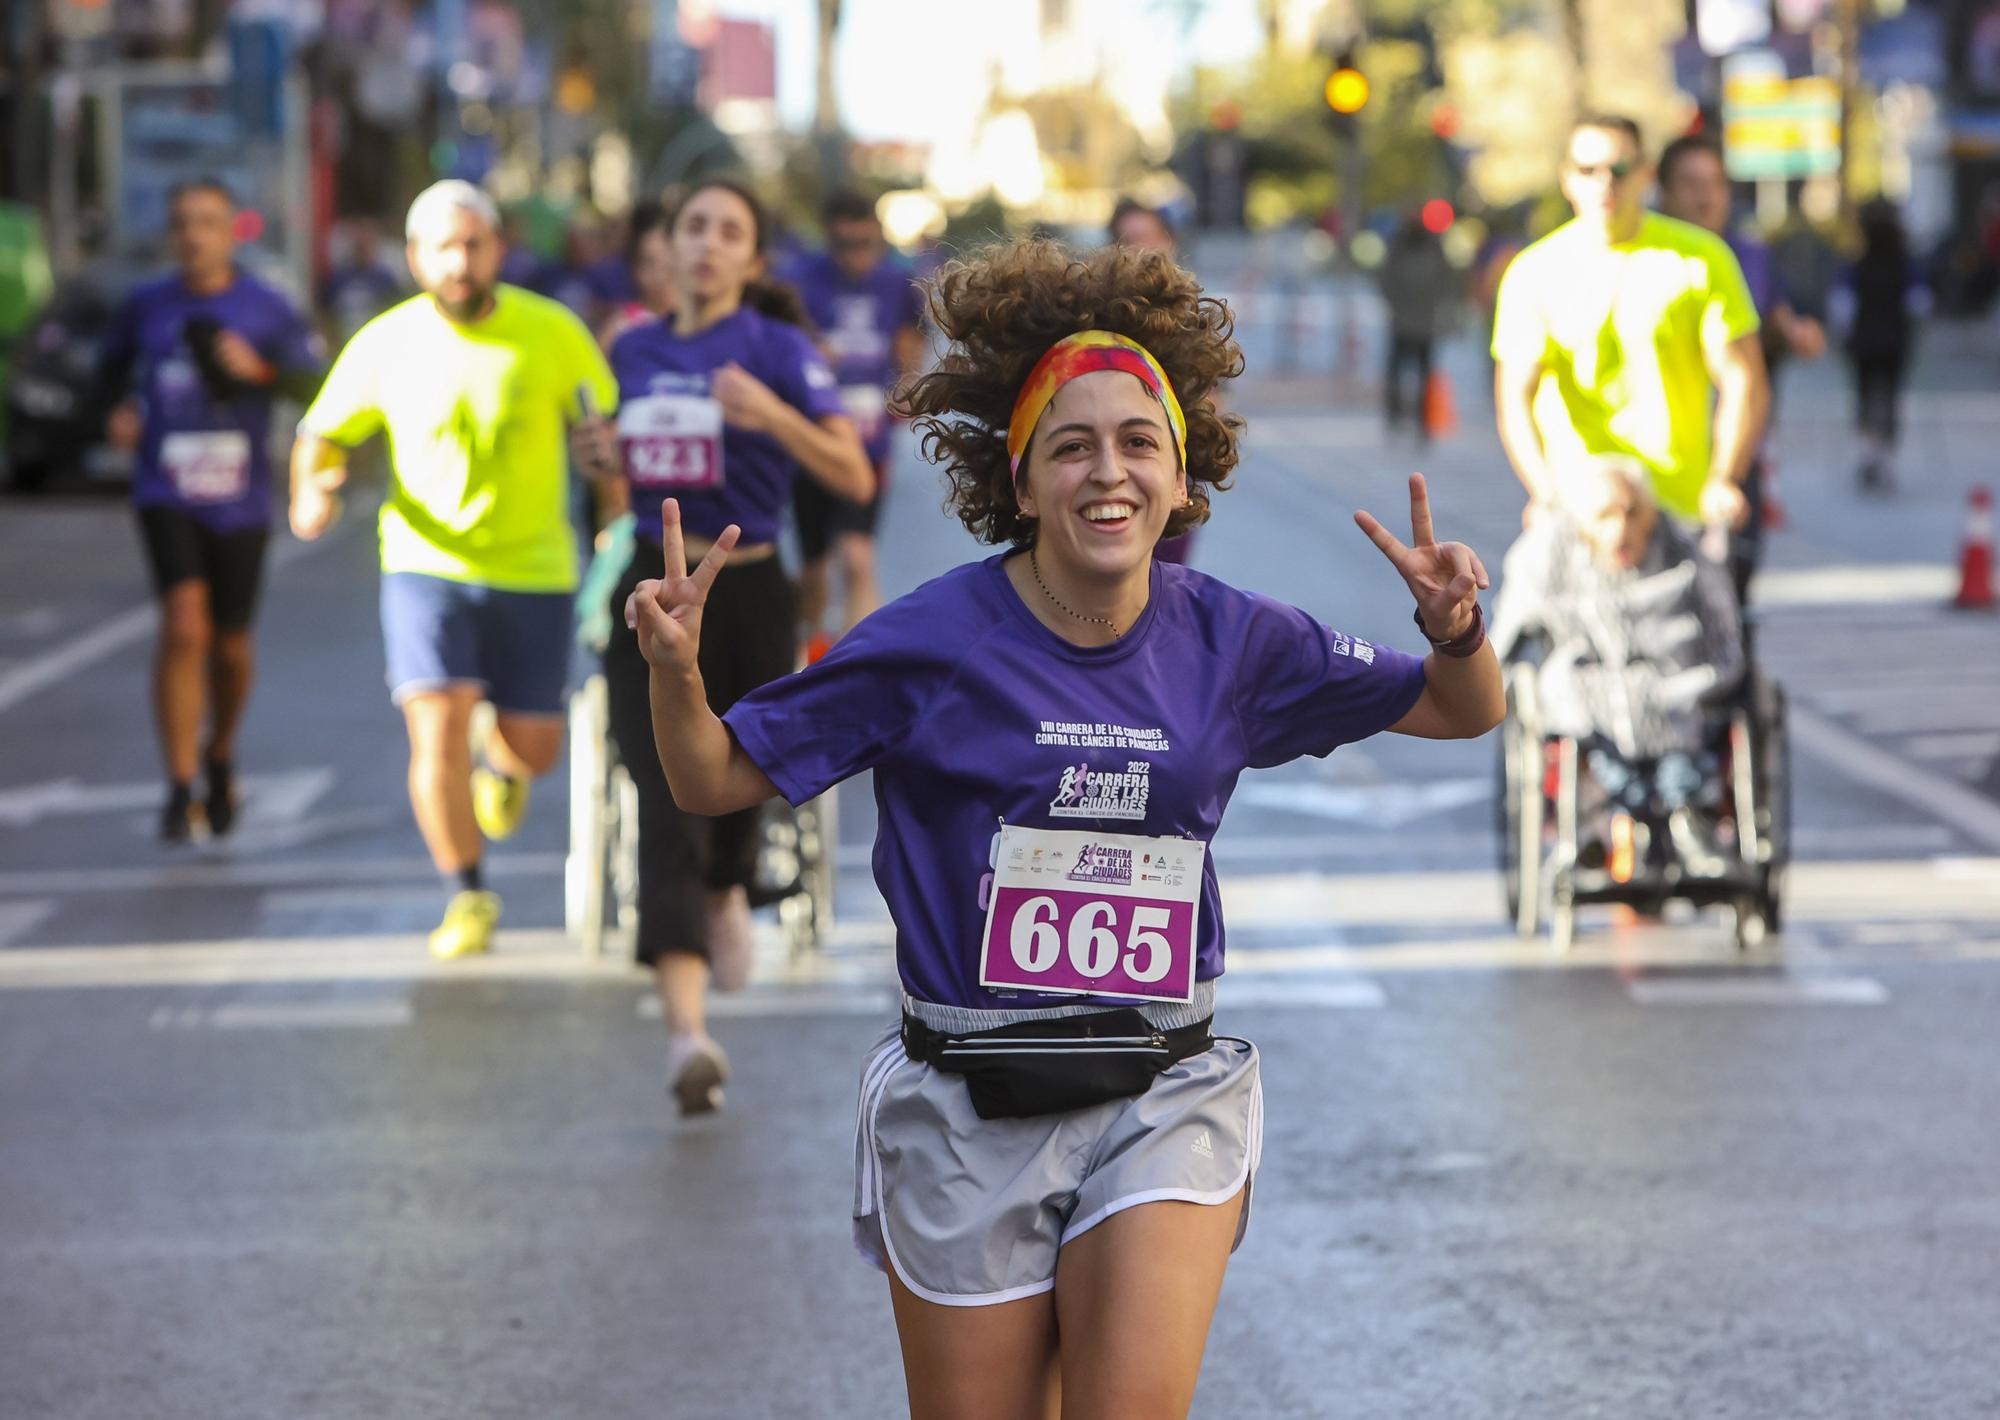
[574,178,872,1113]
[628,240,1500,1415]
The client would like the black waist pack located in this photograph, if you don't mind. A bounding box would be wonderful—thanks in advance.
[901,1008,1213,1120]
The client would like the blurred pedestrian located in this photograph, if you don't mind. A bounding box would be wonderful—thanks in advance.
[1837,199,1926,493]
[1375,213,1455,446]
[318,216,405,348]
[597,198,672,347]
[1491,114,1768,537]
[98,178,326,842]
[289,180,619,959]
[788,188,926,645]
[1657,133,1823,596]
[1658,136,1825,390]
[570,178,870,1113]
[1108,196,1207,566]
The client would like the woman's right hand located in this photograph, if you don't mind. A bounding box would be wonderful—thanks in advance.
[626,498,740,678]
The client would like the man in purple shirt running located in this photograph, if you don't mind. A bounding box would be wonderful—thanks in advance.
[99,178,325,841]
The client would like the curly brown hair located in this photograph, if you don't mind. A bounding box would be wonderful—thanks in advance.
[896,239,1244,546]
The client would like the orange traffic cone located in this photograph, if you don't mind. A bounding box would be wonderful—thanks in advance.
[1955,485,1994,611]
[1423,368,1458,439]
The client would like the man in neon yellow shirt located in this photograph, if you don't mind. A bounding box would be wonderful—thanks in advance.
[290,181,618,958]
[1492,115,1769,531]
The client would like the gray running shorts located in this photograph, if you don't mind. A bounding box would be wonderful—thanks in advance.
[852,1021,1263,1307]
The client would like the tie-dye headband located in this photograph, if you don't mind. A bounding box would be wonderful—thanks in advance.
[1005,330,1187,478]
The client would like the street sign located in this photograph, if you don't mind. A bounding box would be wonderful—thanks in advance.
[1721,50,1841,180]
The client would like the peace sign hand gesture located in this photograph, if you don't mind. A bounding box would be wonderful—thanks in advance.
[625,498,740,678]
[1354,473,1490,641]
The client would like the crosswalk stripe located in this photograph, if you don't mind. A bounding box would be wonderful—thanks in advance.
[149,998,415,1030]
[1627,975,1889,1006]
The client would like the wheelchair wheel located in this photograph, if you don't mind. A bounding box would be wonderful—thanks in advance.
[1499,667,1546,939]
[565,675,615,956]
[1756,680,1790,934]
[1731,892,1769,953]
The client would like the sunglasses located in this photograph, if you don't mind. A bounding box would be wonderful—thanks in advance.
[1568,159,1638,182]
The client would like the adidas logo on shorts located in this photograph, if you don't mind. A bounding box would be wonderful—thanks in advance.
[1190,1129,1215,1160]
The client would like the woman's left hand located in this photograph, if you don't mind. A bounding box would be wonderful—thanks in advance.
[712,361,783,433]
[1355,472,1489,641]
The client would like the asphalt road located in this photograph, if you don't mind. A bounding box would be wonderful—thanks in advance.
[3,327,1999,1418]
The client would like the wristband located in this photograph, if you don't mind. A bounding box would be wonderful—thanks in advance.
[1414,602,1485,659]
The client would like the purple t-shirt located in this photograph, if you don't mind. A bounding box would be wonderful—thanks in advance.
[787,251,923,463]
[725,554,1429,1010]
[608,307,845,545]
[101,270,323,531]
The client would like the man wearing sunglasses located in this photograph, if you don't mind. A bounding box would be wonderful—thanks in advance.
[1491,114,1769,537]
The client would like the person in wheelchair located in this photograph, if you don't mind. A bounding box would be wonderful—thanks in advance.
[1492,457,1744,875]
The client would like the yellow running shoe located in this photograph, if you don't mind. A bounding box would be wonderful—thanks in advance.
[472,768,530,841]
[429,889,501,959]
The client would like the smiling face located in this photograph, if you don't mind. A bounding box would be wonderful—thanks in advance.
[671,185,764,309]
[1560,123,1650,239]
[1015,369,1185,582]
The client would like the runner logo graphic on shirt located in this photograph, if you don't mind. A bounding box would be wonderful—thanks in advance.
[1328,630,1377,664]
[1048,760,1150,821]
[1066,842,1134,886]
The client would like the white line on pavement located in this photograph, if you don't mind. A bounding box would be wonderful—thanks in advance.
[0,532,333,718]
[0,899,56,947]
[1904,732,2000,761]
[150,998,415,1030]
[1751,564,1957,607]
[1790,705,2000,853]
[0,851,565,897]
[1626,976,1890,1006]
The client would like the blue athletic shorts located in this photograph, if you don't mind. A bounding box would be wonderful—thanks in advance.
[379,572,573,716]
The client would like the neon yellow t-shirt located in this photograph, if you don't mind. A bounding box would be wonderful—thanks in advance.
[1490,213,1759,520]
[301,285,618,592]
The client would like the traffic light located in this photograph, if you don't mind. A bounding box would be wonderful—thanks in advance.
[1324,53,1369,119]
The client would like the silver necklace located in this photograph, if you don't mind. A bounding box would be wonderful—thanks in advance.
[1029,548,1122,640]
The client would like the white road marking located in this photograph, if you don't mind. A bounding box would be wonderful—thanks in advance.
[1750,564,1956,607]
[259,885,458,914]
[1901,732,2000,762]
[0,850,564,897]
[1853,703,2000,737]
[0,531,331,718]
[636,988,897,1019]
[0,899,56,947]
[1233,776,1492,826]
[1217,977,1386,1008]
[150,998,415,1030]
[1626,975,1890,1006]
[0,767,335,830]
[1790,705,2000,853]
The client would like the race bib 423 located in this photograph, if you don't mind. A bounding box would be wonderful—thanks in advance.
[619,394,724,489]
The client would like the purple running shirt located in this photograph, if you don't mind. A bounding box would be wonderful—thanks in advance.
[725,553,1429,1009]
[608,307,846,546]
[100,269,324,531]
[787,250,923,464]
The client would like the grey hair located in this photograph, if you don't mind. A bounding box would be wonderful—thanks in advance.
[405,179,501,242]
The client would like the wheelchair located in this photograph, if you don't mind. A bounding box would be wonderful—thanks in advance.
[1496,651,1791,954]
[565,513,838,960]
